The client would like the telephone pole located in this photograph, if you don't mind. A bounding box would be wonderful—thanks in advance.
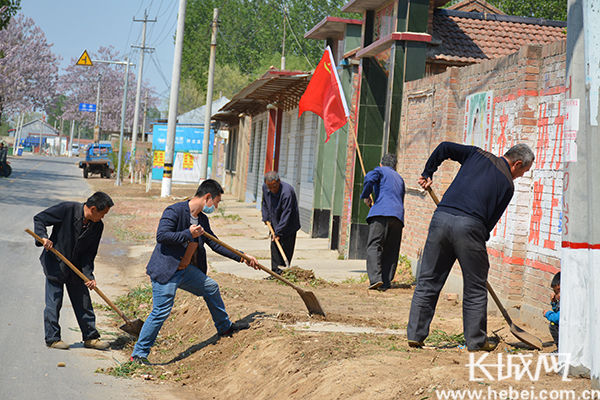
[130,9,156,183]
[199,8,218,180]
[161,0,187,197]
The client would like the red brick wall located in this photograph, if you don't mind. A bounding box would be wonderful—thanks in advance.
[397,41,567,329]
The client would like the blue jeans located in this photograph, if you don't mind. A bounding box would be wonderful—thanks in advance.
[131,266,231,358]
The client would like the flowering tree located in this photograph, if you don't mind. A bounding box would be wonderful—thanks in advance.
[0,14,59,121]
[59,46,158,134]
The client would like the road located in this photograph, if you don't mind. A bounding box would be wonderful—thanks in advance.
[0,155,183,400]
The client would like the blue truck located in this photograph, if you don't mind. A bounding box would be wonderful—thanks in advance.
[78,143,114,179]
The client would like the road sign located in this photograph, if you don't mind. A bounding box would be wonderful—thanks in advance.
[76,50,93,66]
[78,103,96,112]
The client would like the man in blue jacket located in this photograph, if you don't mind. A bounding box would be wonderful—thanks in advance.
[360,153,406,291]
[33,191,114,350]
[130,179,258,364]
[407,142,534,351]
[261,171,301,275]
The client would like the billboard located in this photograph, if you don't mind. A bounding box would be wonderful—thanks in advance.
[151,124,214,182]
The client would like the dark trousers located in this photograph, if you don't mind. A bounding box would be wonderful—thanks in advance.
[270,233,296,273]
[366,216,404,288]
[549,323,559,346]
[407,211,490,350]
[44,271,100,345]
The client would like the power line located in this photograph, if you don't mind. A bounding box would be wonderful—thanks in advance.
[150,53,171,90]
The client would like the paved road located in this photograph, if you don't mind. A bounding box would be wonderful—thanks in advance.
[0,155,178,400]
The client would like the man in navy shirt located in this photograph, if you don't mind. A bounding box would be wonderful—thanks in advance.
[407,142,534,351]
[261,171,301,275]
[360,153,406,291]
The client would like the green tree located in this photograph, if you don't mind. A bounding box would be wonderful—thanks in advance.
[445,0,566,21]
[213,64,252,99]
[183,0,349,91]
[0,0,20,30]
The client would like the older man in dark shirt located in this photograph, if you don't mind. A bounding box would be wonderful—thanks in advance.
[407,142,534,351]
[33,191,114,350]
[261,171,301,275]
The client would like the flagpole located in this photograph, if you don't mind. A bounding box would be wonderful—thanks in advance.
[346,117,367,178]
[346,116,375,206]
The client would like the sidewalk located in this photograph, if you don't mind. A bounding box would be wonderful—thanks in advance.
[208,198,367,283]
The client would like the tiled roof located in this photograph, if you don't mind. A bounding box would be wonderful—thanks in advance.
[429,9,566,64]
[447,0,505,15]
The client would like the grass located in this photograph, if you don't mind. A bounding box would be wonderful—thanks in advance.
[341,273,369,284]
[106,284,154,320]
[98,360,154,378]
[425,329,466,347]
[279,267,328,287]
[213,206,242,222]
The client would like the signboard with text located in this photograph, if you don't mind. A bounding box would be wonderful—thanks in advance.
[151,124,214,182]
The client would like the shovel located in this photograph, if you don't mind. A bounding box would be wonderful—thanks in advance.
[265,221,290,268]
[424,188,543,350]
[201,231,326,317]
[25,229,144,337]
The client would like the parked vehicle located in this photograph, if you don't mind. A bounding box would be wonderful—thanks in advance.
[71,143,80,156]
[78,143,114,178]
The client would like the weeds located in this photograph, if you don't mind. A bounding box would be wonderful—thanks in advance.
[425,329,466,347]
[213,206,242,222]
[111,284,153,320]
[341,273,369,285]
[98,361,153,378]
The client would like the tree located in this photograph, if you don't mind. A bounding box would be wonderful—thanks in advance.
[0,14,59,122]
[182,0,349,91]
[0,0,20,30]
[445,0,566,21]
[59,46,158,135]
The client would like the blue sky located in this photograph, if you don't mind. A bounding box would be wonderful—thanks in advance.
[20,0,179,107]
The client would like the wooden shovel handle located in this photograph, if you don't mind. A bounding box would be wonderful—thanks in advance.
[265,221,290,268]
[25,228,130,323]
[201,231,305,291]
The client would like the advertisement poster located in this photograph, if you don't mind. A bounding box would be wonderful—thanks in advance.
[463,91,493,147]
[151,124,214,182]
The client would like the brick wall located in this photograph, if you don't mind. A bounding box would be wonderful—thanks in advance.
[397,41,567,330]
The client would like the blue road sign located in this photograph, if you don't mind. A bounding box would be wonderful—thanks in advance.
[78,103,97,112]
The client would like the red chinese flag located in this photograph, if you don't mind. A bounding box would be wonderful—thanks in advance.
[299,47,350,142]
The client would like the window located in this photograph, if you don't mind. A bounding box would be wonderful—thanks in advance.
[249,123,256,173]
[226,127,238,172]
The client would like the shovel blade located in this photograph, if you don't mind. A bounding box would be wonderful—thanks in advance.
[120,319,144,337]
[297,289,326,317]
[510,323,543,350]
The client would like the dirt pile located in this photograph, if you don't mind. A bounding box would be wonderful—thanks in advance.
[89,180,589,399]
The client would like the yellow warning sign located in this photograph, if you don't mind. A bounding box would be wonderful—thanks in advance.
[76,50,93,66]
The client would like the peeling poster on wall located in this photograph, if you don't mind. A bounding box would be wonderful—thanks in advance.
[564,98,579,162]
[463,91,494,148]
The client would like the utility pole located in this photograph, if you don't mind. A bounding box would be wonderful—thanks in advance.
[161,0,187,197]
[199,8,218,180]
[281,7,286,70]
[116,58,132,187]
[141,90,149,142]
[130,9,156,183]
[68,120,75,157]
[562,0,600,388]
[94,74,101,142]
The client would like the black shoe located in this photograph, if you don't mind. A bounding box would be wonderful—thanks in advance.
[408,340,424,348]
[368,281,383,290]
[219,321,250,337]
[130,355,151,365]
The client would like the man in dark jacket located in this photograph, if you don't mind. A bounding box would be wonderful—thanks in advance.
[407,142,534,351]
[33,191,114,350]
[360,153,406,291]
[261,171,301,275]
[130,179,258,364]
